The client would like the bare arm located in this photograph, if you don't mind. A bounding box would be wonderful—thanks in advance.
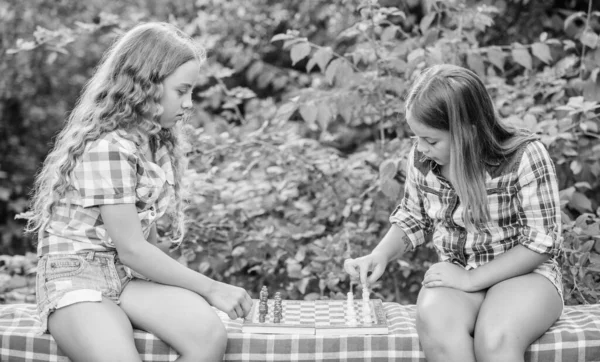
[345,224,413,285]
[469,245,549,290]
[99,203,252,319]
[372,224,414,263]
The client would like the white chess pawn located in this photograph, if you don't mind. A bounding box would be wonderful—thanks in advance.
[362,284,370,300]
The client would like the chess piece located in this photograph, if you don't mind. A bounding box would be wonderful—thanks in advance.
[258,301,268,323]
[361,283,372,324]
[273,292,283,323]
[260,286,269,301]
[345,290,358,326]
[260,286,269,315]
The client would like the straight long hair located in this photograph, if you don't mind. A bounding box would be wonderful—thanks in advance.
[27,22,205,243]
[405,64,535,229]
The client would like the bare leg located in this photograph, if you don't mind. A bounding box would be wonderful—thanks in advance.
[48,298,141,362]
[119,279,228,362]
[416,286,485,362]
[474,273,563,362]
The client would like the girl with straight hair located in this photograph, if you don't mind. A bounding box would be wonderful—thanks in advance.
[345,64,563,362]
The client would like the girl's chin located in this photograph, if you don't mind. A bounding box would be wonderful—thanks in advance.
[160,119,178,129]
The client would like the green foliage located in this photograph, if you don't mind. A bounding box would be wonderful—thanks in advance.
[2,0,600,306]
[266,0,600,304]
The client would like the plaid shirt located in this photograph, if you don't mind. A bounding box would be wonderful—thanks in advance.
[38,130,175,256]
[391,140,562,296]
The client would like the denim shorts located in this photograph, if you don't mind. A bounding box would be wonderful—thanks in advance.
[35,251,142,333]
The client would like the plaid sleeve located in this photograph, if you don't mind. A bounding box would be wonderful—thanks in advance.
[516,141,561,256]
[389,145,432,249]
[73,138,138,207]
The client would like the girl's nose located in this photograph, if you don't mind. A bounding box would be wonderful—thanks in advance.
[182,94,193,109]
[415,138,428,154]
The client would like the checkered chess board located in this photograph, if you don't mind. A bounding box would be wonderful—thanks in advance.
[242,299,389,334]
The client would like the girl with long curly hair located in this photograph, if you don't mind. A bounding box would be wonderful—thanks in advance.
[27,22,252,361]
[345,64,563,362]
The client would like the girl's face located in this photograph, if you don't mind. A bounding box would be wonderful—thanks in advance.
[406,109,452,166]
[159,60,200,129]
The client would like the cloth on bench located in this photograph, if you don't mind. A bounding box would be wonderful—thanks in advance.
[1,303,599,362]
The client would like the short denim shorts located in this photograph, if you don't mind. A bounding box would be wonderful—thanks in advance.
[35,251,142,333]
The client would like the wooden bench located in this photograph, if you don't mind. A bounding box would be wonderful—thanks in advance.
[1,303,599,361]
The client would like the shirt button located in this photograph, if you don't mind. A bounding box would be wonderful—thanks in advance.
[459,231,466,238]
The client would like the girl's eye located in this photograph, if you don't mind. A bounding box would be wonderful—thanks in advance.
[177,90,186,96]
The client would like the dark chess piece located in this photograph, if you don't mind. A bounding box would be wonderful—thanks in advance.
[260,286,269,314]
[260,286,269,301]
[273,292,283,323]
[258,301,268,323]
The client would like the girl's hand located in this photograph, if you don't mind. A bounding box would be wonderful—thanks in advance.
[206,281,253,320]
[422,262,476,292]
[344,252,389,285]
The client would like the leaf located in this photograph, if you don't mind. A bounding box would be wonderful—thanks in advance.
[335,61,355,87]
[245,61,264,82]
[290,42,311,65]
[316,103,333,129]
[295,247,307,262]
[379,159,398,180]
[420,12,436,34]
[310,47,333,72]
[570,160,582,175]
[274,102,298,122]
[570,191,592,212]
[589,253,600,265]
[325,58,343,85]
[381,25,398,42]
[299,103,318,124]
[271,33,296,42]
[523,113,537,131]
[486,47,506,71]
[511,45,532,69]
[407,48,425,64]
[563,11,585,32]
[581,120,599,133]
[283,38,308,49]
[531,42,553,64]
[580,30,599,49]
[380,178,401,199]
[581,240,595,253]
[286,262,303,279]
[337,97,354,123]
[467,53,485,77]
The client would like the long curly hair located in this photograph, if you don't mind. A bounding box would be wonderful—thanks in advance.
[27,22,205,243]
[405,64,536,230]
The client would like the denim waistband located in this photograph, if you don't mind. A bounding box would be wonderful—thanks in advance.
[42,250,118,261]
[81,250,117,261]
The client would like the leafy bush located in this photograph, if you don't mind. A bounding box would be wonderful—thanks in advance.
[2,0,599,305]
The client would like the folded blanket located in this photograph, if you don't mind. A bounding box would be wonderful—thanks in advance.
[1,303,599,362]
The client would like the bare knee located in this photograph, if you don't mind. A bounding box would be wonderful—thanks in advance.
[180,312,228,360]
[416,299,466,349]
[474,324,521,361]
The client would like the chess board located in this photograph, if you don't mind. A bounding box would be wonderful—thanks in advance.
[242,299,389,335]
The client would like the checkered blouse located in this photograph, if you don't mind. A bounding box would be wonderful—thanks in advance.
[37,130,175,256]
[390,140,563,297]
